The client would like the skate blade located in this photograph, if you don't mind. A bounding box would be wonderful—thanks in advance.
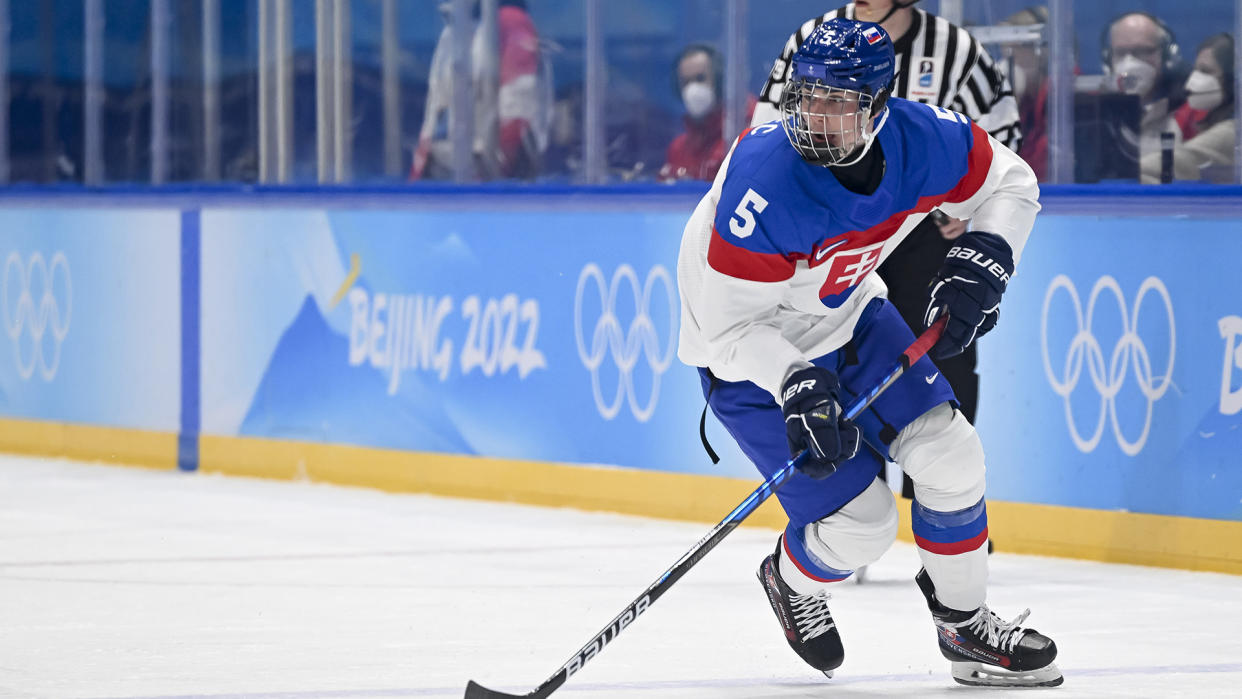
[951,661,1064,688]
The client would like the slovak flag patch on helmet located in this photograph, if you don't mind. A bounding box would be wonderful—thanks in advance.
[862,26,883,45]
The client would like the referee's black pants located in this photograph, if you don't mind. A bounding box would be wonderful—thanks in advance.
[874,216,979,500]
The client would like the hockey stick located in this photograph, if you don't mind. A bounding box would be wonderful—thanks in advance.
[464,317,947,699]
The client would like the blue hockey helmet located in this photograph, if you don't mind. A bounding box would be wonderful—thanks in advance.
[781,19,896,166]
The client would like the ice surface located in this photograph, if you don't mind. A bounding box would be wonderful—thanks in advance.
[1,456,1239,698]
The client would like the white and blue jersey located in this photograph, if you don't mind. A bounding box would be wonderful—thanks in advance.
[678,97,1039,537]
[677,96,1040,401]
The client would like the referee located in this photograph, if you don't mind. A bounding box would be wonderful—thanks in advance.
[752,0,1021,506]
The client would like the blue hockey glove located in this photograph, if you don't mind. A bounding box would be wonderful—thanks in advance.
[924,231,1015,360]
[781,366,861,479]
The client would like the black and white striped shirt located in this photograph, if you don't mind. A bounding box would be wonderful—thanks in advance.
[751,4,1022,152]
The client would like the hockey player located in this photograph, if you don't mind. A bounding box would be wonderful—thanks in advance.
[676,19,1061,687]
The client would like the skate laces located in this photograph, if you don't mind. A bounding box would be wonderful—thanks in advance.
[963,605,1032,653]
[789,590,835,641]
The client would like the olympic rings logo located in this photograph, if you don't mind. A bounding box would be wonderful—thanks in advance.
[2,251,72,382]
[574,263,676,422]
[1039,274,1174,456]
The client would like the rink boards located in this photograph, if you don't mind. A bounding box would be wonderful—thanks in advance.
[0,185,1239,574]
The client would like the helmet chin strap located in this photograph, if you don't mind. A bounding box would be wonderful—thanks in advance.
[873,0,919,25]
[832,107,890,168]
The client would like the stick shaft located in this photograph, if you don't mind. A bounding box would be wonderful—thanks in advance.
[466,318,946,699]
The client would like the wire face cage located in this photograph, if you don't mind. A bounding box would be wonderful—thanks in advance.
[780,81,877,166]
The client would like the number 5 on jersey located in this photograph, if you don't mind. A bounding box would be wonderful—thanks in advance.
[928,104,969,124]
[729,188,769,238]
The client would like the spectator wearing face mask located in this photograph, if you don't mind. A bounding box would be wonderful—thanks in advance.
[1141,33,1235,183]
[658,44,756,182]
[1102,11,1190,166]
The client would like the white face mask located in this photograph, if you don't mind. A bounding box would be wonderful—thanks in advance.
[1186,70,1224,111]
[1112,55,1157,97]
[681,82,716,119]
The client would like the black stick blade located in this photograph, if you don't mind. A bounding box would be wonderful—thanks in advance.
[464,680,540,699]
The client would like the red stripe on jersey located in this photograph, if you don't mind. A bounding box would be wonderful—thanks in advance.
[808,123,997,267]
[708,225,796,282]
[943,122,994,204]
[914,528,990,556]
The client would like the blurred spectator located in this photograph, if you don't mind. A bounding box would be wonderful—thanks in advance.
[411,0,551,181]
[1141,33,1235,183]
[1101,11,1190,166]
[659,44,756,182]
[1001,6,1051,181]
[543,83,584,178]
[542,80,674,182]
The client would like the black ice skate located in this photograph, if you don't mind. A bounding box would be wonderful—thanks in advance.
[916,568,1063,687]
[756,543,844,677]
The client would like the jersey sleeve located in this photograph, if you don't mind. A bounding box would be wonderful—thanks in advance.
[694,171,810,400]
[935,120,1040,263]
[710,172,796,280]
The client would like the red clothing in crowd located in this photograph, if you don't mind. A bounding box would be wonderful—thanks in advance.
[494,5,541,175]
[658,97,757,182]
[1174,103,1208,141]
[411,3,544,181]
[1017,78,1048,181]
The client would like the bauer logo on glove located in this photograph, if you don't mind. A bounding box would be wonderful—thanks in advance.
[925,231,1015,360]
[780,366,861,479]
[946,244,1012,285]
[782,378,819,404]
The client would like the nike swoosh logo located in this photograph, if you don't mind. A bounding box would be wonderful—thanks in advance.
[815,239,850,261]
[925,372,939,384]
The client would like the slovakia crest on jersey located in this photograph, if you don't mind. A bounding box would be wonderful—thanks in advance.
[817,241,885,308]
[862,26,884,45]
